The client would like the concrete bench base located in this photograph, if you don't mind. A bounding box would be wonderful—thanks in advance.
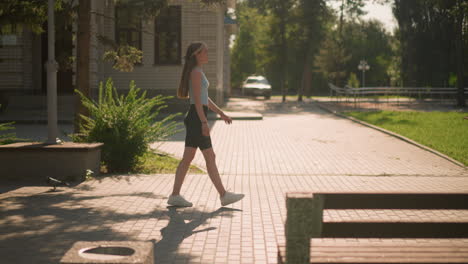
[0,142,103,181]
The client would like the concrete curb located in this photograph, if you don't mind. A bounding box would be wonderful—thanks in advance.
[314,101,467,169]
[0,119,73,124]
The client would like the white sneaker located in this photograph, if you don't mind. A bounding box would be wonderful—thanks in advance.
[220,191,245,206]
[167,195,193,207]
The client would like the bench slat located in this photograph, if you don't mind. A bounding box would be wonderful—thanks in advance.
[322,222,468,238]
[310,239,468,264]
[320,193,468,209]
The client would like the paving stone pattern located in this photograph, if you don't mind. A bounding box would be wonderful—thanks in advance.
[1,99,467,264]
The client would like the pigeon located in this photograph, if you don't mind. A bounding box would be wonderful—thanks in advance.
[46,176,69,191]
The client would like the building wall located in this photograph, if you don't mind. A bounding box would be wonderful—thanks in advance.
[0,0,233,114]
[0,32,31,92]
[92,0,226,111]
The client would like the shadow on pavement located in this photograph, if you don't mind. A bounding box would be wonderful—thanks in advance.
[262,100,344,120]
[154,207,241,263]
[0,187,239,264]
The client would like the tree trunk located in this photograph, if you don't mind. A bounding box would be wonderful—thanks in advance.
[279,1,287,103]
[339,0,344,40]
[298,74,303,102]
[75,0,91,132]
[298,50,309,102]
[455,0,466,107]
[280,23,287,103]
[304,62,312,97]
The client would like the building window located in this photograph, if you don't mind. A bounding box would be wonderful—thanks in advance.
[155,6,181,65]
[115,6,142,49]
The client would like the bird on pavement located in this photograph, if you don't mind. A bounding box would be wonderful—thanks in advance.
[45,176,69,191]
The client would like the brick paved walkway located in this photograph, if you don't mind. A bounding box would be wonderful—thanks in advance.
[1,98,467,264]
[157,100,466,177]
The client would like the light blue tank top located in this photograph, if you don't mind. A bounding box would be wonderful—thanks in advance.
[189,68,209,105]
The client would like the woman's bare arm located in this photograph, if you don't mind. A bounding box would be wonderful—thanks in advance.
[208,98,232,124]
[208,98,224,116]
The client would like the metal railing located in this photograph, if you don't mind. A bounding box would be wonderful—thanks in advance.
[328,83,468,108]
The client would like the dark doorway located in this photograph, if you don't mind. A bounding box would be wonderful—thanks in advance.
[41,12,74,94]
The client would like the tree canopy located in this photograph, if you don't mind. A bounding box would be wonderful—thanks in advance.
[231,0,466,105]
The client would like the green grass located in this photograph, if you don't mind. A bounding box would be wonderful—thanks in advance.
[99,150,204,175]
[344,111,468,166]
[134,150,204,174]
[270,95,412,100]
[319,95,412,99]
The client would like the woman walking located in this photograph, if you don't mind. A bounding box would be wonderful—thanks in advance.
[167,42,244,207]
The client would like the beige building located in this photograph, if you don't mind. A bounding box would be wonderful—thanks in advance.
[0,0,236,114]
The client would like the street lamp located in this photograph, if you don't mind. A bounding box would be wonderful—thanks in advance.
[358,60,370,88]
[46,0,58,144]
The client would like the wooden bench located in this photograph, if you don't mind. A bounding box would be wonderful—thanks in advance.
[278,192,468,264]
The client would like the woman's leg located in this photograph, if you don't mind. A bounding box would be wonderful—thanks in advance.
[171,147,197,196]
[201,147,226,197]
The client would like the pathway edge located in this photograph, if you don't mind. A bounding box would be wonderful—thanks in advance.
[314,101,467,169]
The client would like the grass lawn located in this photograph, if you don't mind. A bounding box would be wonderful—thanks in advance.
[313,95,412,99]
[100,150,204,175]
[269,95,412,100]
[344,111,468,166]
[134,150,204,174]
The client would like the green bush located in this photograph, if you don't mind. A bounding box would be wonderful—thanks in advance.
[347,72,360,88]
[0,104,16,145]
[72,78,181,173]
[0,121,16,145]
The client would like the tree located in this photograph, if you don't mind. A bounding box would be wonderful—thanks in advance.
[294,0,328,101]
[315,34,350,87]
[451,0,467,107]
[333,0,366,41]
[230,3,260,90]
[247,0,292,102]
[342,20,393,86]
[394,0,467,106]
[75,0,91,132]
[0,0,63,34]
[272,0,293,102]
[234,0,396,96]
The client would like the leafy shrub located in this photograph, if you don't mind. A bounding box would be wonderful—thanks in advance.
[0,121,16,145]
[72,78,181,173]
[347,72,360,88]
[0,104,17,145]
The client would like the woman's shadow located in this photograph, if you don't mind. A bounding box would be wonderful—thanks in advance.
[154,206,241,263]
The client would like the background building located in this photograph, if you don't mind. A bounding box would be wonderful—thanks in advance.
[0,0,236,116]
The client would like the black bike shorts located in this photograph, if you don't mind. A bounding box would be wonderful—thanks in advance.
[184,104,212,150]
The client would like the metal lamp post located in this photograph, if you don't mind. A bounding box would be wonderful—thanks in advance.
[358,60,370,88]
[46,0,58,144]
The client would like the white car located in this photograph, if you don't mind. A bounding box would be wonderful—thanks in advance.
[242,76,272,99]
